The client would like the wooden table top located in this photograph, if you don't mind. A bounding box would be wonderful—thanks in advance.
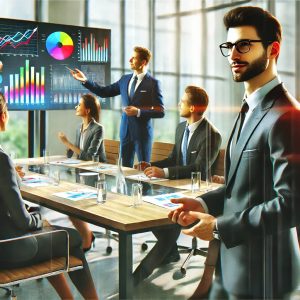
[18,157,220,233]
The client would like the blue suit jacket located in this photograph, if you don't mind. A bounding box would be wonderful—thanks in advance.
[83,72,165,142]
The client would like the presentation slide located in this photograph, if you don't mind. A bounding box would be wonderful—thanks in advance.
[0,18,111,110]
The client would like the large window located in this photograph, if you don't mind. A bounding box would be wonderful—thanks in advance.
[0,0,35,157]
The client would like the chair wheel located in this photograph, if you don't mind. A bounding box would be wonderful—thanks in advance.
[106,246,112,254]
[141,243,148,251]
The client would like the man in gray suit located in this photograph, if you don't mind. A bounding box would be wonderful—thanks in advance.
[133,86,221,285]
[140,85,221,180]
[169,6,300,299]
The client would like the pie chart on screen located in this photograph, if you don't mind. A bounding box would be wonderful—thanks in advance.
[46,31,74,60]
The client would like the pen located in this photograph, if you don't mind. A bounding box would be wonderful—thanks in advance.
[65,66,74,72]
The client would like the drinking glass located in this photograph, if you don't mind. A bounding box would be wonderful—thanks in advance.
[96,181,107,204]
[131,183,143,207]
[92,154,100,171]
[43,149,50,164]
[191,172,201,194]
[51,170,60,186]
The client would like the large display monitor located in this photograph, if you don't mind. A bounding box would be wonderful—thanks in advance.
[0,18,111,110]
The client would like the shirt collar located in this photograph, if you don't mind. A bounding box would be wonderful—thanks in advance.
[244,76,281,112]
[186,117,203,134]
[133,70,147,81]
[80,120,92,133]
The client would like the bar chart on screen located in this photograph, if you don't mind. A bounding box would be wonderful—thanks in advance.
[3,59,45,107]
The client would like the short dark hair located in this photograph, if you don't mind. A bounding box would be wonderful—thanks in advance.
[0,93,7,114]
[185,86,209,116]
[223,6,282,48]
[134,46,152,64]
[81,94,101,123]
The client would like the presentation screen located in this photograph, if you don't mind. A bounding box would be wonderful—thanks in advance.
[0,18,111,110]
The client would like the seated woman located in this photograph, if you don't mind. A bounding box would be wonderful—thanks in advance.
[58,93,106,162]
[0,93,99,300]
[58,94,105,251]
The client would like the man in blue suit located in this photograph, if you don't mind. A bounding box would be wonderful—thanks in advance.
[71,46,165,167]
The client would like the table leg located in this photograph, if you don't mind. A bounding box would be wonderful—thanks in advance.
[119,232,133,299]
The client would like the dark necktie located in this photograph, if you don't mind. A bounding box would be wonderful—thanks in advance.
[129,75,138,100]
[182,126,190,166]
[232,100,249,146]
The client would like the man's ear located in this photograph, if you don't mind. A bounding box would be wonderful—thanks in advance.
[190,105,195,113]
[269,41,280,59]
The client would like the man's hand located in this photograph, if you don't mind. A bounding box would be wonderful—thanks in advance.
[168,197,205,226]
[134,161,151,171]
[124,106,138,116]
[71,68,87,83]
[15,165,25,178]
[58,132,69,145]
[212,175,225,184]
[144,166,165,178]
[182,211,216,241]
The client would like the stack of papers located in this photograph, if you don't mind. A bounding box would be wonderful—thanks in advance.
[126,173,168,182]
[53,189,97,201]
[22,175,52,187]
[143,192,185,209]
[50,159,82,165]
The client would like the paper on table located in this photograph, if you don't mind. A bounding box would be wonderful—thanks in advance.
[49,159,82,165]
[22,175,52,187]
[126,173,168,182]
[143,192,185,209]
[84,164,118,171]
[53,189,97,201]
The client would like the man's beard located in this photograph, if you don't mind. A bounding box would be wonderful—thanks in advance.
[232,52,268,82]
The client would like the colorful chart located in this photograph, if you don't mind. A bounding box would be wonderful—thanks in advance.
[46,31,74,60]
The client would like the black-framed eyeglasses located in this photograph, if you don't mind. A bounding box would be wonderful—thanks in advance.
[219,39,272,57]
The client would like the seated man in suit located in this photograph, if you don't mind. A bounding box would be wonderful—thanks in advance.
[139,85,222,180]
[133,85,222,285]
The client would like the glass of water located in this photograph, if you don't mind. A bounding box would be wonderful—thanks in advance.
[191,171,201,194]
[96,180,107,204]
[131,182,143,207]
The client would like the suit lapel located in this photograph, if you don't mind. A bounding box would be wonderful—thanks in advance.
[177,122,186,163]
[131,73,149,104]
[226,85,283,187]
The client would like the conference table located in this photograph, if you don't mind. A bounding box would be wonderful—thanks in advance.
[16,156,218,299]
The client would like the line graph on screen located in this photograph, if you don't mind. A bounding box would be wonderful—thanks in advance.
[0,24,38,56]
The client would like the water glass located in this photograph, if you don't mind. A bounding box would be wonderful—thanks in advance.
[92,154,100,170]
[191,171,201,193]
[51,170,60,186]
[96,181,107,204]
[43,149,49,164]
[132,183,143,207]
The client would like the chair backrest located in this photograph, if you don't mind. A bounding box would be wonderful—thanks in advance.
[151,141,174,162]
[0,230,83,293]
[104,139,120,164]
[212,149,225,176]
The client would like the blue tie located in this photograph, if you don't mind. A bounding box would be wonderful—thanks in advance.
[129,75,138,100]
[182,126,189,166]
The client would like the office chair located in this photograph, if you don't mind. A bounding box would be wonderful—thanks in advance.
[0,230,83,300]
[141,237,208,276]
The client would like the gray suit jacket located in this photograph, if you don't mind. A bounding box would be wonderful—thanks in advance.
[152,118,222,179]
[202,84,300,298]
[67,119,106,162]
[0,148,42,265]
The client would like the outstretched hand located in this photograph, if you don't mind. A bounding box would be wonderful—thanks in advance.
[168,197,205,227]
[71,68,87,83]
[182,211,216,241]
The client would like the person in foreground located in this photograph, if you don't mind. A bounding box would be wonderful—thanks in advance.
[70,46,165,167]
[0,93,99,300]
[169,6,300,300]
[58,93,105,252]
[132,86,221,285]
